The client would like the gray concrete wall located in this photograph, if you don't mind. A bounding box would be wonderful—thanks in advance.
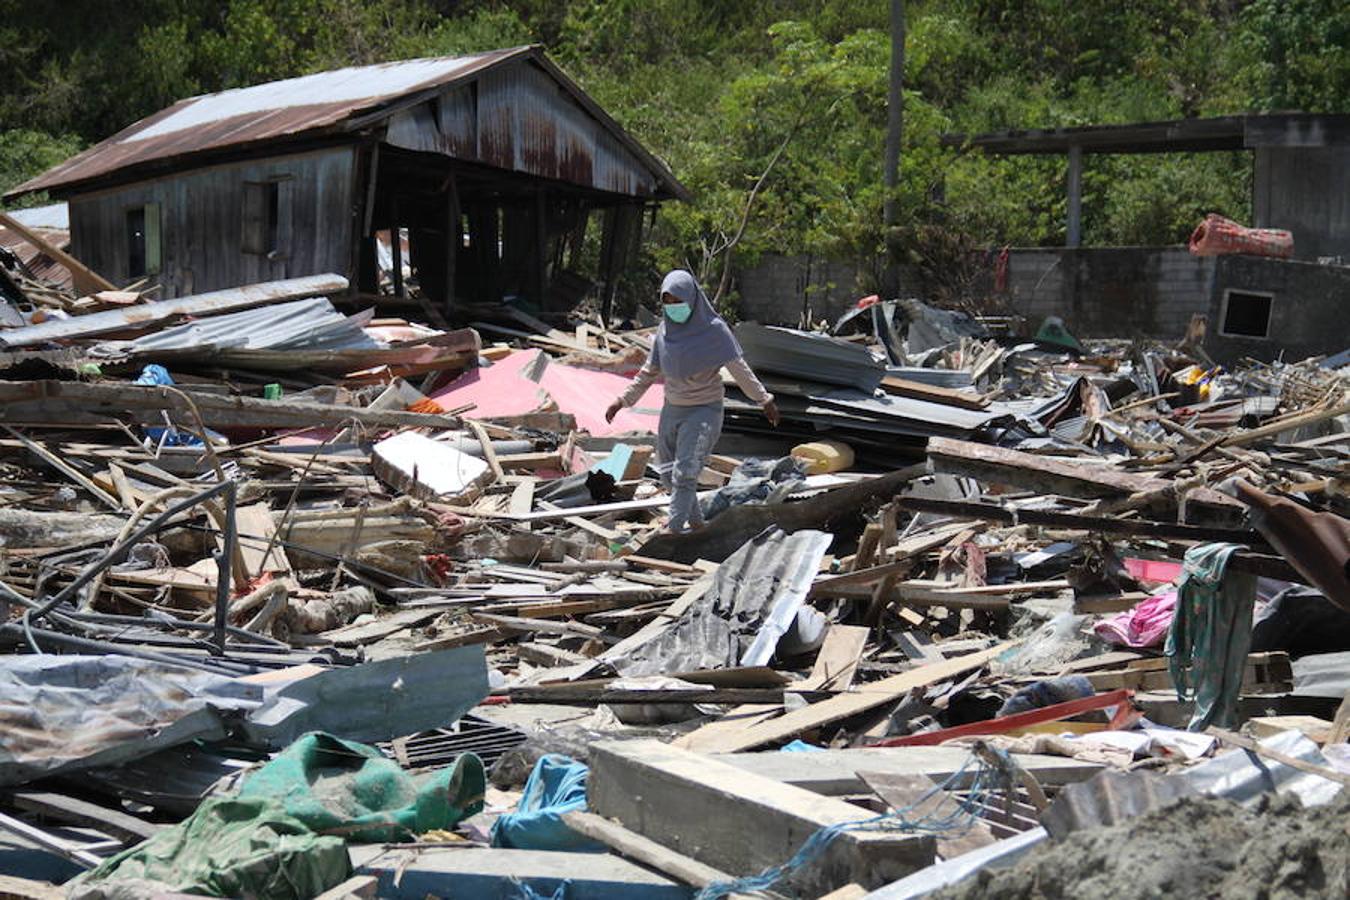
[1254,146,1350,261]
[1004,247,1215,341]
[733,253,872,325]
[1205,255,1350,364]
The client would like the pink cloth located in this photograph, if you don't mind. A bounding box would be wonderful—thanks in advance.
[431,349,662,436]
[1093,591,1177,649]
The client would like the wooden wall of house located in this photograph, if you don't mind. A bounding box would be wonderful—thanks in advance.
[68,146,356,297]
[383,59,660,198]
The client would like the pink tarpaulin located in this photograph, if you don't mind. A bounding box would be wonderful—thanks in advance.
[431,349,662,436]
[1094,591,1177,649]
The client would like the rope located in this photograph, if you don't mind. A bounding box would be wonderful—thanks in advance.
[695,747,1016,900]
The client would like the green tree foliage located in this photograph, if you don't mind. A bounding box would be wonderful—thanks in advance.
[0,129,83,207]
[0,0,1342,273]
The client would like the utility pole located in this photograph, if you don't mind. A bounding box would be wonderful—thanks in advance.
[883,0,906,297]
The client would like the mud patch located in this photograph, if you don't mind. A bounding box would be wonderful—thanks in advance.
[935,790,1349,900]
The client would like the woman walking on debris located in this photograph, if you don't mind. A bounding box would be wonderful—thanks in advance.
[605,269,780,533]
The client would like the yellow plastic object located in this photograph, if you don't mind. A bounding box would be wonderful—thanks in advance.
[791,439,855,475]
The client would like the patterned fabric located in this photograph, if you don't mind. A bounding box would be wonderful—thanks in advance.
[1166,542,1256,731]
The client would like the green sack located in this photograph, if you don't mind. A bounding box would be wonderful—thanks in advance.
[239,731,486,842]
[74,795,350,900]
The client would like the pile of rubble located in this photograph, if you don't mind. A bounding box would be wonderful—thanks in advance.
[0,270,1346,900]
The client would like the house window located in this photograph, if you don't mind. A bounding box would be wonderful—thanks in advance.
[242,178,290,257]
[126,202,161,278]
[1219,289,1274,338]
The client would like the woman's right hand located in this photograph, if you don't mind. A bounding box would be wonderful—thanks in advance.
[604,400,623,423]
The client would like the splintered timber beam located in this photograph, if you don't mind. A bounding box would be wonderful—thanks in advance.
[0,380,463,430]
[926,437,1242,515]
[891,496,1264,544]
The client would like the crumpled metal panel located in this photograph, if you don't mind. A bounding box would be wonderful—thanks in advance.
[1040,769,1198,839]
[91,297,381,357]
[609,527,831,676]
[1180,729,1345,807]
[0,654,261,788]
[737,322,885,392]
[0,273,347,348]
[242,646,490,749]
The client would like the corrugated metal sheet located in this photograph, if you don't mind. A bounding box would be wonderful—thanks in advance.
[0,654,261,788]
[7,202,69,230]
[0,201,73,288]
[0,224,72,289]
[91,297,380,356]
[0,273,346,348]
[737,322,885,392]
[609,528,832,676]
[9,46,686,202]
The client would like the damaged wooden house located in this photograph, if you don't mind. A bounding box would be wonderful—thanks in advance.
[4,45,688,318]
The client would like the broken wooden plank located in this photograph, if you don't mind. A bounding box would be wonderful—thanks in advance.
[231,503,290,578]
[880,376,989,411]
[679,625,870,752]
[589,740,934,894]
[0,211,116,296]
[516,642,590,668]
[3,426,122,511]
[472,612,606,641]
[507,686,818,705]
[1220,400,1350,448]
[0,379,462,430]
[8,790,162,845]
[536,500,622,543]
[798,625,870,692]
[892,496,1263,545]
[926,437,1240,513]
[690,641,1016,754]
[562,811,734,889]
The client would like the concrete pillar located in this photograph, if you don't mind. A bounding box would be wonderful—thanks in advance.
[1066,144,1083,248]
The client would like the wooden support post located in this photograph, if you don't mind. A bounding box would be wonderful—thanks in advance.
[533,187,548,308]
[444,171,459,314]
[1066,144,1083,248]
[389,196,405,299]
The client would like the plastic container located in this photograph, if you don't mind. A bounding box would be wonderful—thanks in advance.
[791,439,855,475]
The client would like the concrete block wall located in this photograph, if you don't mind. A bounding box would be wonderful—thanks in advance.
[1005,247,1215,341]
[732,247,1219,341]
[1205,255,1350,364]
[733,254,870,325]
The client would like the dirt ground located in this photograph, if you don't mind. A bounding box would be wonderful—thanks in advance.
[935,790,1350,900]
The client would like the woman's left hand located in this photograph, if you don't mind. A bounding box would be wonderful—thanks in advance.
[762,399,781,427]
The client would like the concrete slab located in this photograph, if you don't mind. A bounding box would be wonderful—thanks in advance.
[713,747,1105,795]
[589,740,934,896]
[351,846,689,900]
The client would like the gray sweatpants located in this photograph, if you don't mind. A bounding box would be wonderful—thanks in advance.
[657,401,723,533]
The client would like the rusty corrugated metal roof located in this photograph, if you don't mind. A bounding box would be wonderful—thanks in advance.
[9,45,687,201]
[0,225,73,289]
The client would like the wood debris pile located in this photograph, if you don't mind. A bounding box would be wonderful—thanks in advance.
[0,274,1346,899]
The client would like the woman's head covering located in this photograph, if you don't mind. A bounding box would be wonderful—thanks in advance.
[650,270,742,379]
